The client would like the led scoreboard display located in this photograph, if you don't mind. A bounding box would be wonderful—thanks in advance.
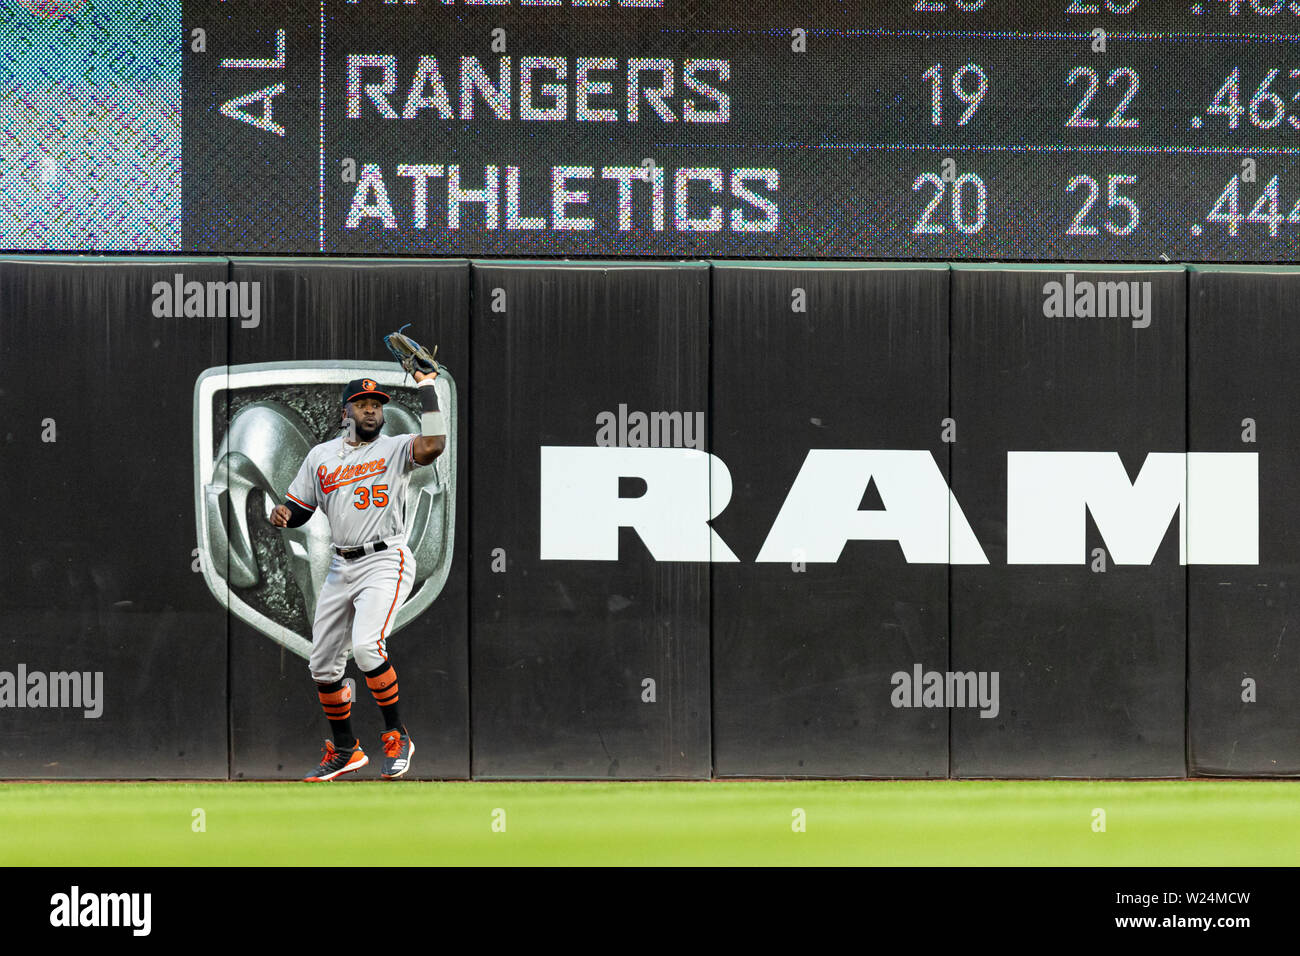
[8,0,1300,258]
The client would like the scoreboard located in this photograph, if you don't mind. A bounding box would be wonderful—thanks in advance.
[7,0,1300,258]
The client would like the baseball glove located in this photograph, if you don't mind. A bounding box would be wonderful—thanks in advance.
[384,324,439,377]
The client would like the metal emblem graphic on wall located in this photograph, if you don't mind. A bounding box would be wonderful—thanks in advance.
[193,361,457,659]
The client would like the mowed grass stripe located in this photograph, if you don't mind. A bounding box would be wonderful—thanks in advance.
[0,781,1295,866]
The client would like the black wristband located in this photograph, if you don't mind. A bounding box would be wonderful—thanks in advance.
[283,500,314,528]
[418,382,440,412]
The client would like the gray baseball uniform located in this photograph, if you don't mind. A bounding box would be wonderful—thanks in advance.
[285,432,425,681]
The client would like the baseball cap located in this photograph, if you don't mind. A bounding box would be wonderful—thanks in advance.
[342,377,390,405]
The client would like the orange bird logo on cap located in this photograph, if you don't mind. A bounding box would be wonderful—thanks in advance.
[361,379,377,391]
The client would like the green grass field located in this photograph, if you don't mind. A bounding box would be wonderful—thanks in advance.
[2,780,1297,865]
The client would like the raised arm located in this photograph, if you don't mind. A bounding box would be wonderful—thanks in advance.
[410,367,446,466]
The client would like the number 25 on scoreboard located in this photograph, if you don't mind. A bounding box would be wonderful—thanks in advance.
[1066,174,1139,237]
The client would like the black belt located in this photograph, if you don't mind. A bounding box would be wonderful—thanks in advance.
[335,541,388,560]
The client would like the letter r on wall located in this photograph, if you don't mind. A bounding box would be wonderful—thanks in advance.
[539,446,739,562]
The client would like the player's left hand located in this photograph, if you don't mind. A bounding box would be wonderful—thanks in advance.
[413,366,438,383]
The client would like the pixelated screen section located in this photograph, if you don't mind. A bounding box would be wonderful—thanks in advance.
[9,0,1300,258]
[0,0,180,251]
[318,0,1300,260]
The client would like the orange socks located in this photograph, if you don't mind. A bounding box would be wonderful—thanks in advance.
[316,679,354,746]
[364,664,402,731]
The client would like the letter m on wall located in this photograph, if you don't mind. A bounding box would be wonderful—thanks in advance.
[1006,452,1258,565]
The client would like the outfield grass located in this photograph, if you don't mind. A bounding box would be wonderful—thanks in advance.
[0,780,1296,866]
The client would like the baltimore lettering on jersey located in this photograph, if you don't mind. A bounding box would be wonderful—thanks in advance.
[318,457,389,494]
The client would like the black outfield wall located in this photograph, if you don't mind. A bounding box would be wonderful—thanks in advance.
[0,257,230,778]
[1,257,1296,779]
[710,262,950,777]
[470,261,712,779]
[223,258,470,780]
[949,264,1187,778]
[1188,265,1300,777]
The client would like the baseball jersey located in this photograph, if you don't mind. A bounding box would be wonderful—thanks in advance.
[284,432,424,548]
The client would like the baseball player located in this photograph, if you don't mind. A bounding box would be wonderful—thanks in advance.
[270,365,445,781]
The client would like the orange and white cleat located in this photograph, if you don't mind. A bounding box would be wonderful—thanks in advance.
[304,739,368,781]
[379,728,414,780]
